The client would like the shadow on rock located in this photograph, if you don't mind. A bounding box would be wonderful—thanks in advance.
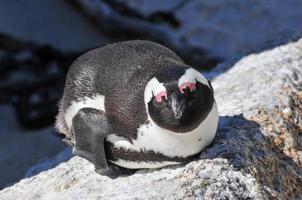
[200,115,302,199]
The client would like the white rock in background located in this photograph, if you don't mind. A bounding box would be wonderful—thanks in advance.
[114,0,302,60]
[73,0,302,67]
[1,37,301,200]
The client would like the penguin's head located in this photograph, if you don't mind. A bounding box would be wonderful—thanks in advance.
[144,67,215,133]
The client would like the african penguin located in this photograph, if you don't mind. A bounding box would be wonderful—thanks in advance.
[56,40,219,176]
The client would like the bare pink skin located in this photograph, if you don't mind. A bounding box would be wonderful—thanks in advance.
[179,82,196,93]
[155,91,168,102]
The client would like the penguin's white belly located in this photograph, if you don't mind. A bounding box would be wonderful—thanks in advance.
[106,104,219,169]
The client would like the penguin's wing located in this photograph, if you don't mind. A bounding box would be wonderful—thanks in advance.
[72,108,110,171]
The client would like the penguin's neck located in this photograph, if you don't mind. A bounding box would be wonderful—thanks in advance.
[134,118,204,156]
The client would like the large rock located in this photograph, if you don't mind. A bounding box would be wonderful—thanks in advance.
[1,39,302,199]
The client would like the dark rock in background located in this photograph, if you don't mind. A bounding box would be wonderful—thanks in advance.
[0,34,77,128]
[0,33,75,189]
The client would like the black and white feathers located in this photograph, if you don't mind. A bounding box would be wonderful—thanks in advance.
[56,40,218,169]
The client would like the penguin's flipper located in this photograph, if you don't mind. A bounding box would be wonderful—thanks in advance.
[72,108,110,171]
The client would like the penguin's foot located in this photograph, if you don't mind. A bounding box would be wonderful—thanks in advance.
[72,108,110,170]
[95,164,136,179]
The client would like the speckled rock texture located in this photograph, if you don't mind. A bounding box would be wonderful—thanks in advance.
[1,39,302,199]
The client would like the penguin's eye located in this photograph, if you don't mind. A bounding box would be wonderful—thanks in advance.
[155,91,167,103]
[179,82,196,93]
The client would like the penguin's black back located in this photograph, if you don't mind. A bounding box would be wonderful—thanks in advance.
[61,40,187,140]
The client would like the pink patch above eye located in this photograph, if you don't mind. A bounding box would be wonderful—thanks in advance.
[155,91,167,102]
[180,82,196,93]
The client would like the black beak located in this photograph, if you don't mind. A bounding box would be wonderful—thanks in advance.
[171,93,186,119]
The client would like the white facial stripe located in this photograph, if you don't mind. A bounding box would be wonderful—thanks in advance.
[64,95,105,129]
[178,68,209,87]
[144,77,166,105]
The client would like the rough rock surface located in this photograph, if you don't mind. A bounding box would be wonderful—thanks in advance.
[1,39,302,199]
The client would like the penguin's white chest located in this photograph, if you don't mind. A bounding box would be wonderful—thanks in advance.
[106,104,218,169]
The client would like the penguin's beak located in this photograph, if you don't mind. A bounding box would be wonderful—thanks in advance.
[171,93,186,119]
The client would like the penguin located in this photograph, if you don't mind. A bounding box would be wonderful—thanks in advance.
[55,40,219,177]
